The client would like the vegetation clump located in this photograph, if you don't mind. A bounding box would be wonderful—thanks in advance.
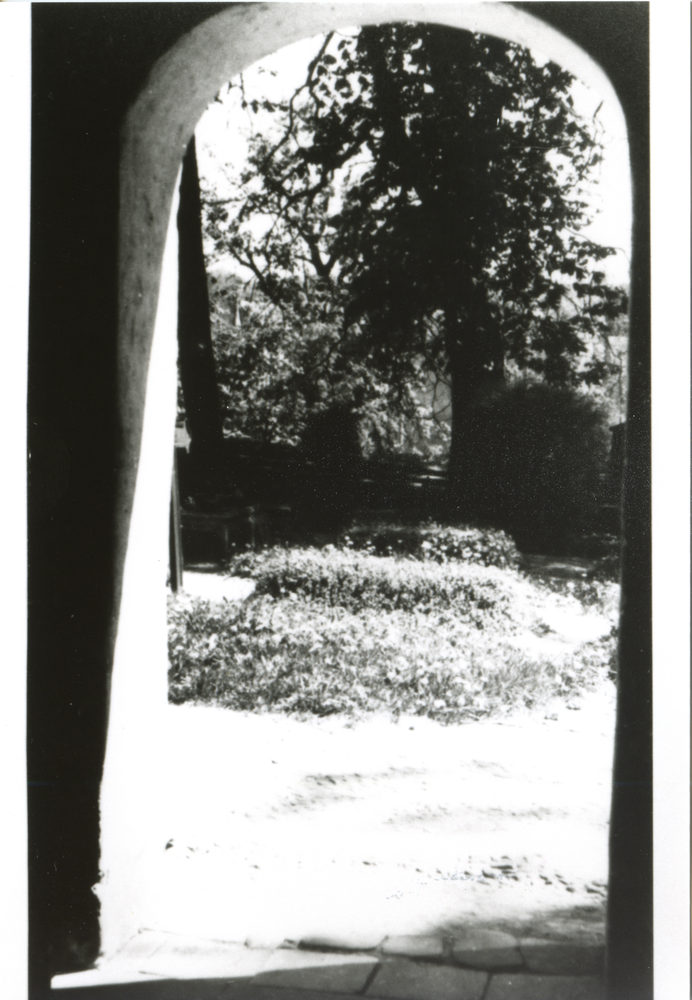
[228,545,515,622]
[200,25,627,471]
[169,529,618,723]
[340,522,521,569]
[457,381,612,539]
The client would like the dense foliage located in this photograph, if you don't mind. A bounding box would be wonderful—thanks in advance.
[207,271,444,454]
[227,546,515,622]
[456,380,612,535]
[169,523,619,721]
[168,588,615,722]
[202,24,627,478]
[339,522,521,568]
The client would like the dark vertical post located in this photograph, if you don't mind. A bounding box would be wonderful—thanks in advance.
[169,449,183,592]
[603,14,653,998]
[177,136,224,472]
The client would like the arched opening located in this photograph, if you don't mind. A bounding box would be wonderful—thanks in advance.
[61,5,647,997]
[152,20,628,956]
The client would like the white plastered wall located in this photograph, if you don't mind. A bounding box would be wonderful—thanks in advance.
[98,175,181,958]
[100,2,622,959]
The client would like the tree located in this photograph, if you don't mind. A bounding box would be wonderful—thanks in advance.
[204,23,628,488]
[205,267,449,458]
[177,137,224,460]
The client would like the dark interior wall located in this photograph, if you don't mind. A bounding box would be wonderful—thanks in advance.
[28,4,230,989]
[27,4,650,997]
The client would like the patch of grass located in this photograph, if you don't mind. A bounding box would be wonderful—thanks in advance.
[169,545,617,723]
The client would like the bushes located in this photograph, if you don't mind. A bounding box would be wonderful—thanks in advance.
[341,522,520,569]
[168,591,613,722]
[227,545,515,623]
[456,381,611,540]
[170,515,618,724]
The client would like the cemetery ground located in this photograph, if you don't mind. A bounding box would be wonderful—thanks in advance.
[149,527,618,953]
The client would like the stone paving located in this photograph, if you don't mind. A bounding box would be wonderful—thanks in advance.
[52,927,604,999]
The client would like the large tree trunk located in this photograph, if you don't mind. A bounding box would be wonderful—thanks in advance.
[177,137,224,473]
[445,304,503,515]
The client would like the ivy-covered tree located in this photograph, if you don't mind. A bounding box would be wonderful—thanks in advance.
[203,23,627,484]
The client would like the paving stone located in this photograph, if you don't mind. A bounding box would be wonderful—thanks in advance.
[138,936,274,979]
[485,973,603,1000]
[53,931,263,989]
[366,960,487,1000]
[300,930,385,952]
[519,939,605,976]
[451,929,521,969]
[51,970,167,989]
[381,935,445,959]
[51,979,244,999]
[252,948,377,993]
[542,920,605,944]
[226,988,362,1000]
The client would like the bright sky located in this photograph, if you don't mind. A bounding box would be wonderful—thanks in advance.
[196,29,632,287]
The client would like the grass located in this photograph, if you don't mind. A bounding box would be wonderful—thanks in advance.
[168,536,619,724]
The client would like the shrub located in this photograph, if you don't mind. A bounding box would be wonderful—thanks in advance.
[455,381,611,540]
[341,522,521,569]
[168,592,614,722]
[227,545,516,623]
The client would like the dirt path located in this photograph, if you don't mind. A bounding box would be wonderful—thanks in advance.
[139,682,615,949]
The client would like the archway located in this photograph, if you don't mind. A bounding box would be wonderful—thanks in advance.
[99,5,648,998]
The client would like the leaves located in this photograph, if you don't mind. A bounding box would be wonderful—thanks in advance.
[201,24,628,458]
[228,543,514,620]
[167,535,619,721]
[206,269,447,452]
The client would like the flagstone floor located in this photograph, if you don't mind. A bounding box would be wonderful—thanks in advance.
[52,927,604,999]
